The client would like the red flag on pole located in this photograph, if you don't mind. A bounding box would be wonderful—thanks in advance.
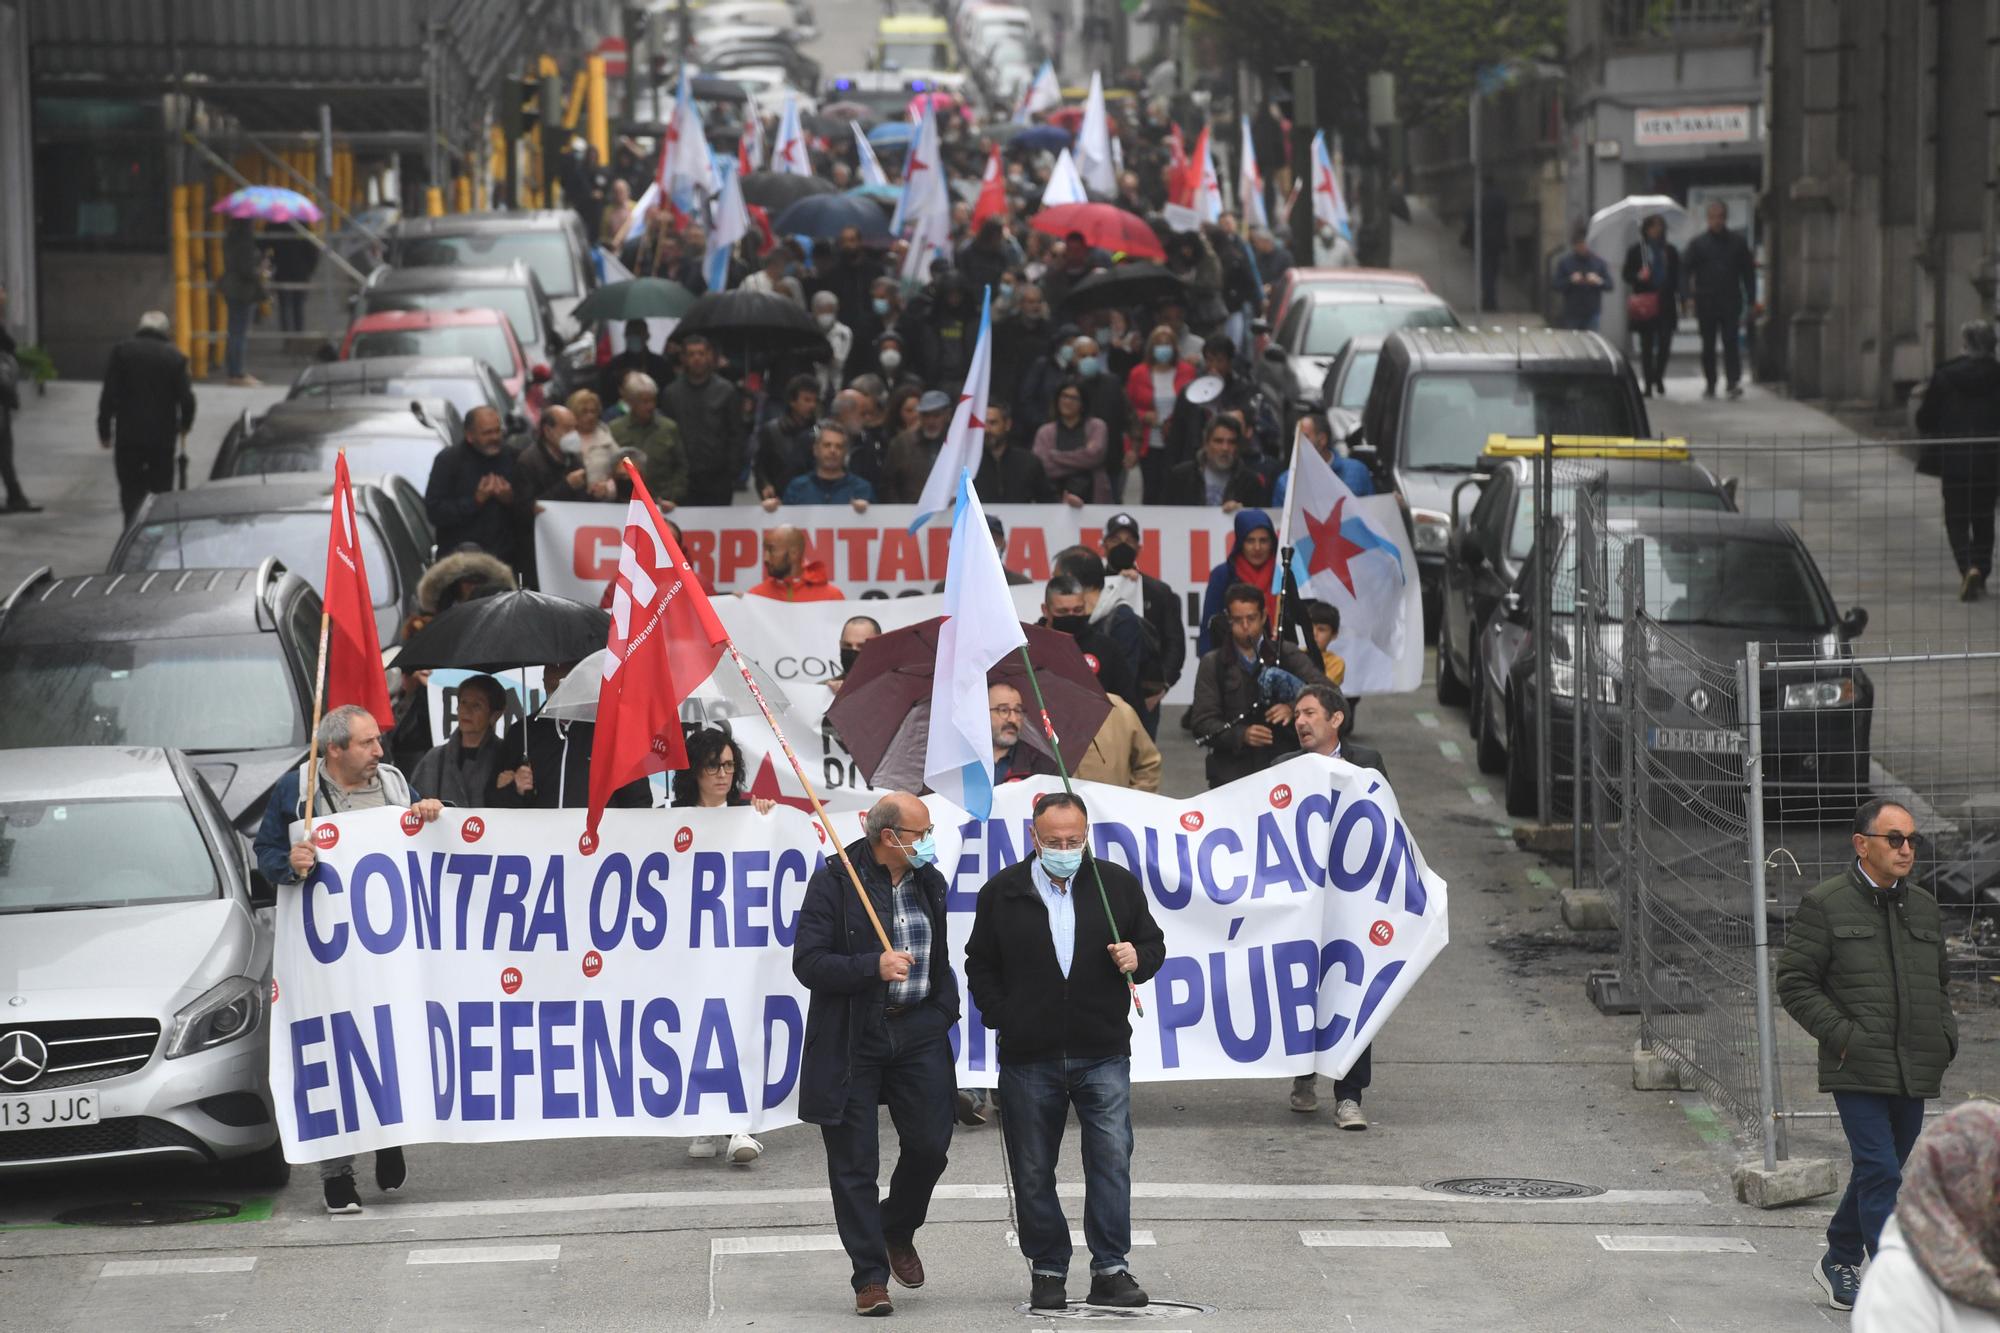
[583,463,729,849]
[970,143,1007,228]
[1166,124,1191,205]
[323,451,394,729]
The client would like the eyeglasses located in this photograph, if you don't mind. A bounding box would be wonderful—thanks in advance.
[700,759,738,775]
[895,826,935,841]
[1859,830,1924,851]
[989,704,1025,718]
[1037,837,1087,852]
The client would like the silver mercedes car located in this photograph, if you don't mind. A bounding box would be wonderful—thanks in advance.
[0,747,285,1184]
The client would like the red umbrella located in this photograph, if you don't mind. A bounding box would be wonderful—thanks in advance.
[1030,203,1166,261]
[1046,106,1119,136]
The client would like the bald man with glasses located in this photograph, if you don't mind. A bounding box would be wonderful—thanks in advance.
[1777,797,1958,1311]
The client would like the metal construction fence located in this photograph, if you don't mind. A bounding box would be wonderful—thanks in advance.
[1565,434,2000,1167]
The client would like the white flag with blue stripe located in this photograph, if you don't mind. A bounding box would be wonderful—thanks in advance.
[924,470,1028,819]
[908,289,992,532]
[852,121,888,187]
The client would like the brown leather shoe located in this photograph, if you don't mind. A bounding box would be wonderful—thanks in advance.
[855,1283,893,1316]
[887,1242,925,1289]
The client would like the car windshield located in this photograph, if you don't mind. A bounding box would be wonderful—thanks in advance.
[363,287,537,347]
[296,374,496,417]
[0,637,302,752]
[1302,303,1453,357]
[0,797,220,913]
[1508,483,1730,562]
[1336,351,1380,408]
[881,41,948,68]
[221,438,442,485]
[393,232,578,297]
[119,514,396,608]
[1624,536,1831,630]
[1404,373,1639,471]
[349,323,517,375]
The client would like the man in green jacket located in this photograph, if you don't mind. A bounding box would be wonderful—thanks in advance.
[1776,798,1957,1311]
[608,371,687,505]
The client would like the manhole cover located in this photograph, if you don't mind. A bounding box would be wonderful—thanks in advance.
[1424,1177,1605,1200]
[54,1200,240,1227]
[1011,1299,1218,1320]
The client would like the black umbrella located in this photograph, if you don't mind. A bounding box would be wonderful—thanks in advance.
[571,277,698,326]
[392,589,610,673]
[739,170,837,212]
[772,192,892,241]
[669,290,833,360]
[1056,261,1188,317]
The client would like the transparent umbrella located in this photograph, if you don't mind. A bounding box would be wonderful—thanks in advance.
[542,647,791,722]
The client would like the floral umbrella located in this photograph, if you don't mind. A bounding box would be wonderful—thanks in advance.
[211,186,324,225]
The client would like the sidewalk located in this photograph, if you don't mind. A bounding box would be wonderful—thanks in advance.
[1387,196,1544,328]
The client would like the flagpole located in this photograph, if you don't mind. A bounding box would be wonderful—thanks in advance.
[299,452,341,834]
[1012,644,1143,1017]
[1271,423,1307,647]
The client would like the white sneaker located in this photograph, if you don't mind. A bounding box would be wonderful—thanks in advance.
[687,1136,720,1159]
[1333,1099,1369,1130]
[727,1133,764,1165]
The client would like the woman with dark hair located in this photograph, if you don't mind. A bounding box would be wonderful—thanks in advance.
[1621,213,1681,397]
[1032,378,1112,505]
[885,383,925,438]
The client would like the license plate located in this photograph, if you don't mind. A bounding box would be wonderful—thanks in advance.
[0,1089,100,1132]
[1647,726,1747,756]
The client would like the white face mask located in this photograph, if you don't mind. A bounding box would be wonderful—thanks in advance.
[879,349,903,371]
[815,312,836,330]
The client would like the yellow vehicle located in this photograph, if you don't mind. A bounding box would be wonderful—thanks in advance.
[875,14,954,73]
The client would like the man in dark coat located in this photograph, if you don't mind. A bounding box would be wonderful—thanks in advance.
[1187,582,1327,787]
[964,790,1166,1312]
[1161,416,1269,509]
[814,228,885,334]
[1777,798,1957,1311]
[793,792,959,1319]
[1914,318,2000,600]
[1549,223,1612,331]
[659,335,747,506]
[98,311,197,525]
[1101,513,1187,720]
[597,319,674,405]
[992,283,1054,409]
[1681,200,1756,398]
[753,374,821,503]
[516,663,653,810]
[424,406,531,567]
[972,403,1052,505]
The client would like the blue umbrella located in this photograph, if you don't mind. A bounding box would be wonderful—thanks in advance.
[867,122,917,149]
[1011,125,1073,154]
[847,182,903,206]
[773,193,892,241]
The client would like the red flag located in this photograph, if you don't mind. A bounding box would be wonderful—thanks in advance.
[1166,124,1190,204]
[323,451,393,729]
[583,466,728,849]
[970,143,1007,228]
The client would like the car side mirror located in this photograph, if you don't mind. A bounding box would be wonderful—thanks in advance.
[248,867,278,909]
[1722,476,1741,507]
[530,363,553,385]
[1839,606,1868,640]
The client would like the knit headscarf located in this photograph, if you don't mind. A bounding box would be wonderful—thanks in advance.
[1896,1101,2000,1312]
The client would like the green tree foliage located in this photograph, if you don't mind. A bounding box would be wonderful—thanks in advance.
[1195,0,1564,135]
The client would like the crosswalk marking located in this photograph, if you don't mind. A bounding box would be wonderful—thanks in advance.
[406,1245,562,1265]
[1006,1230,1156,1247]
[710,1235,845,1256]
[99,1257,257,1277]
[1300,1230,1451,1248]
[1595,1235,1756,1254]
[1467,784,1495,806]
[1438,739,1464,761]
[1415,711,1441,729]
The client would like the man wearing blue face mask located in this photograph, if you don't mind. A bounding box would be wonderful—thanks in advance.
[965,791,1167,1314]
[794,791,961,1318]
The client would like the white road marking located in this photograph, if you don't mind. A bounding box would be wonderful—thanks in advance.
[99,1258,257,1277]
[1467,785,1495,806]
[1595,1235,1756,1254]
[1300,1230,1451,1248]
[406,1245,561,1265]
[1006,1229,1156,1247]
[710,1235,845,1256]
[1415,711,1441,729]
[1438,740,1464,761]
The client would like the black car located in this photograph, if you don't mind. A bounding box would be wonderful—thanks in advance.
[1439,451,1736,744]
[0,561,324,831]
[357,260,583,387]
[383,212,599,334]
[210,398,458,487]
[1350,327,1650,634]
[1481,510,1872,818]
[109,475,434,646]
[288,354,529,446]
[1314,333,1386,442]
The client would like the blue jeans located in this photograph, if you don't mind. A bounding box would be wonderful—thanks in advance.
[1826,1091,1925,1263]
[997,1054,1133,1279]
[225,299,254,377]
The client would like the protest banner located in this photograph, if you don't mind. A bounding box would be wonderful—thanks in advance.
[269,754,1447,1160]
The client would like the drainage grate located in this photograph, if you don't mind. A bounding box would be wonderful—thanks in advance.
[54,1200,241,1227]
[1424,1177,1605,1200]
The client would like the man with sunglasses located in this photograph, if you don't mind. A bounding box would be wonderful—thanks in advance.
[1777,798,1958,1312]
[793,792,959,1318]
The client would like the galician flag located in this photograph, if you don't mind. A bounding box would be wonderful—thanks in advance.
[738,113,765,174]
[1040,148,1088,207]
[1238,114,1268,230]
[909,288,992,531]
[1280,425,1423,694]
[923,469,1028,819]
[894,103,951,282]
[1014,59,1061,123]
[852,120,888,187]
[1192,123,1223,224]
[704,155,749,293]
[1075,71,1116,196]
[771,93,811,176]
[625,74,719,242]
[1311,130,1351,240]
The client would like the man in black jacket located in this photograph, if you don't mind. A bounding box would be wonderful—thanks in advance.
[972,403,1051,505]
[1287,683,1384,1125]
[965,791,1166,1313]
[753,374,821,504]
[1101,513,1187,720]
[1161,416,1270,509]
[1188,583,1328,787]
[1914,319,2000,600]
[815,227,884,333]
[423,407,530,568]
[98,310,197,524]
[1041,574,1147,722]
[1681,201,1756,399]
[659,336,746,506]
[793,792,959,1319]
[518,662,654,810]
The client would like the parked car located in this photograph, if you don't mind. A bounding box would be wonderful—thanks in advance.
[0,746,284,1184]
[1314,333,1385,441]
[355,260,582,389]
[340,308,547,423]
[1258,289,1457,426]
[875,12,954,71]
[297,350,534,448]
[383,211,598,333]
[210,398,458,487]
[1439,445,1737,762]
[1482,509,1872,817]
[1270,266,1432,333]
[1352,327,1650,633]
[109,475,433,646]
[0,561,322,832]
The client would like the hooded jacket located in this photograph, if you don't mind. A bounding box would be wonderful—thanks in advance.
[1915,355,2000,485]
[1196,509,1278,655]
[746,559,845,602]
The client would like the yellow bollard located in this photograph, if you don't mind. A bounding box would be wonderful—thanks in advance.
[586,54,610,166]
[455,174,472,214]
[187,185,210,380]
[426,185,445,218]
[170,185,192,361]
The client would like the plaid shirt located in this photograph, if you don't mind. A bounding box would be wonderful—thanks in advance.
[885,871,933,1007]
